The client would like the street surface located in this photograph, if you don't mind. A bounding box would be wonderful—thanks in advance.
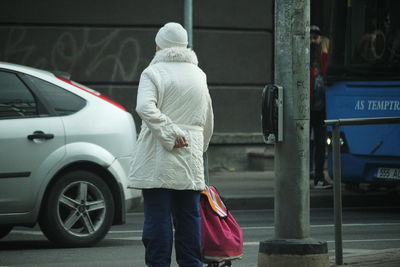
[1,207,400,267]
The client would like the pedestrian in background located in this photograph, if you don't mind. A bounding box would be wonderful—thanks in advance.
[128,22,214,267]
[310,25,332,189]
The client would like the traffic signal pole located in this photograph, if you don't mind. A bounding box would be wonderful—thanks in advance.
[258,0,329,266]
[183,0,193,48]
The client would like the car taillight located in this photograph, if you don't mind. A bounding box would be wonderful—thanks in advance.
[56,76,128,111]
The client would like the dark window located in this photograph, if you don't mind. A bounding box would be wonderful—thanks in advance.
[328,0,400,79]
[0,71,37,118]
[27,75,86,116]
[350,0,400,66]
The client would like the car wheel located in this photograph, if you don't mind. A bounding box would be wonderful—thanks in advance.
[39,170,115,247]
[0,226,13,239]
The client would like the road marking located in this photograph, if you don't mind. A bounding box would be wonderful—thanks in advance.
[12,230,400,245]
[10,229,144,235]
[127,213,144,216]
[10,230,43,235]
[244,238,400,246]
[241,222,400,230]
[10,222,400,236]
[108,230,143,233]
[106,237,398,243]
[107,237,142,241]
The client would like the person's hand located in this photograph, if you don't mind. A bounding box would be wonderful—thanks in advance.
[174,137,188,148]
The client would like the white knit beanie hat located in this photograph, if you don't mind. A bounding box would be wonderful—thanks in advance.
[155,22,188,49]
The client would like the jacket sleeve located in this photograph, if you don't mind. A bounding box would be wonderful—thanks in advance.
[136,68,185,151]
[203,93,214,152]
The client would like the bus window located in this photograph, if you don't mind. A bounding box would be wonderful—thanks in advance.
[350,0,400,66]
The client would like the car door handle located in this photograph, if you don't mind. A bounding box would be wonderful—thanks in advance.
[27,131,54,140]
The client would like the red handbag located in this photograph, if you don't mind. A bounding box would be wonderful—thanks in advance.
[200,186,243,264]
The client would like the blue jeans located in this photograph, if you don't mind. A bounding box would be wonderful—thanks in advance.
[142,189,202,267]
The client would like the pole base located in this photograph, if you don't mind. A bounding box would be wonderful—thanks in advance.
[258,239,329,267]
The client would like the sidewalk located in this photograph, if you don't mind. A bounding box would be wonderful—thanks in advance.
[209,170,400,210]
[330,248,400,267]
[209,170,400,266]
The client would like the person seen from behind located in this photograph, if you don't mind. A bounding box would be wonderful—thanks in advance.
[128,22,214,266]
[310,25,332,189]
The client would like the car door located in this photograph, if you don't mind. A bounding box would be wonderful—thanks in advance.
[0,70,65,214]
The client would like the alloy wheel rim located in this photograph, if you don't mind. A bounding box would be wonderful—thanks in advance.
[57,181,106,237]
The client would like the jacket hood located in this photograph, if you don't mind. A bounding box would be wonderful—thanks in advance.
[150,47,198,65]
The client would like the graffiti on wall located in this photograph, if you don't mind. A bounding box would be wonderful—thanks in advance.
[2,27,147,84]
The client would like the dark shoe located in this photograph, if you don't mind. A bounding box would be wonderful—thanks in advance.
[314,180,333,189]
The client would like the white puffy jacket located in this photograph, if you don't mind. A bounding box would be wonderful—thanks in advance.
[128,47,214,191]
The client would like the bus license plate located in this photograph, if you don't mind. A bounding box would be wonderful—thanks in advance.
[377,168,400,180]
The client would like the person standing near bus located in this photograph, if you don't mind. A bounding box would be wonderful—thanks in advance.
[310,25,333,189]
[128,22,214,266]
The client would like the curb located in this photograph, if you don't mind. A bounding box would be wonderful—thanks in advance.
[222,192,400,210]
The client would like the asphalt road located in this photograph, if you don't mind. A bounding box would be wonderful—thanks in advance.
[1,207,400,267]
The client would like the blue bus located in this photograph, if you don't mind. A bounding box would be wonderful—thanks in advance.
[325,0,400,186]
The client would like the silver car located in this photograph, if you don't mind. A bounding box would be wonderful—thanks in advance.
[0,62,141,247]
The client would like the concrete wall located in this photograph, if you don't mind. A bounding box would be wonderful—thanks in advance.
[0,0,274,170]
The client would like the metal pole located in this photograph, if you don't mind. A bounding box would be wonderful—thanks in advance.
[325,116,400,126]
[325,116,400,266]
[274,0,310,240]
[259,1,329,265]
[183,0,193,48]
[332,124,343,265]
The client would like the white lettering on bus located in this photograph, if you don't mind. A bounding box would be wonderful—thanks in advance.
[359,100,400,111]
[355,100,365,110]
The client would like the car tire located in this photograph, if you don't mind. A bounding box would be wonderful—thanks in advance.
[0,226,13,240]
[39,170,115,247]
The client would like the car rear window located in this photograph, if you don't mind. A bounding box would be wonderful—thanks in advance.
[0,71,37,118]
[28,75,86,116]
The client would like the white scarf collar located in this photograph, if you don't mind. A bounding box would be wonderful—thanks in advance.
[150,47,198,65]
